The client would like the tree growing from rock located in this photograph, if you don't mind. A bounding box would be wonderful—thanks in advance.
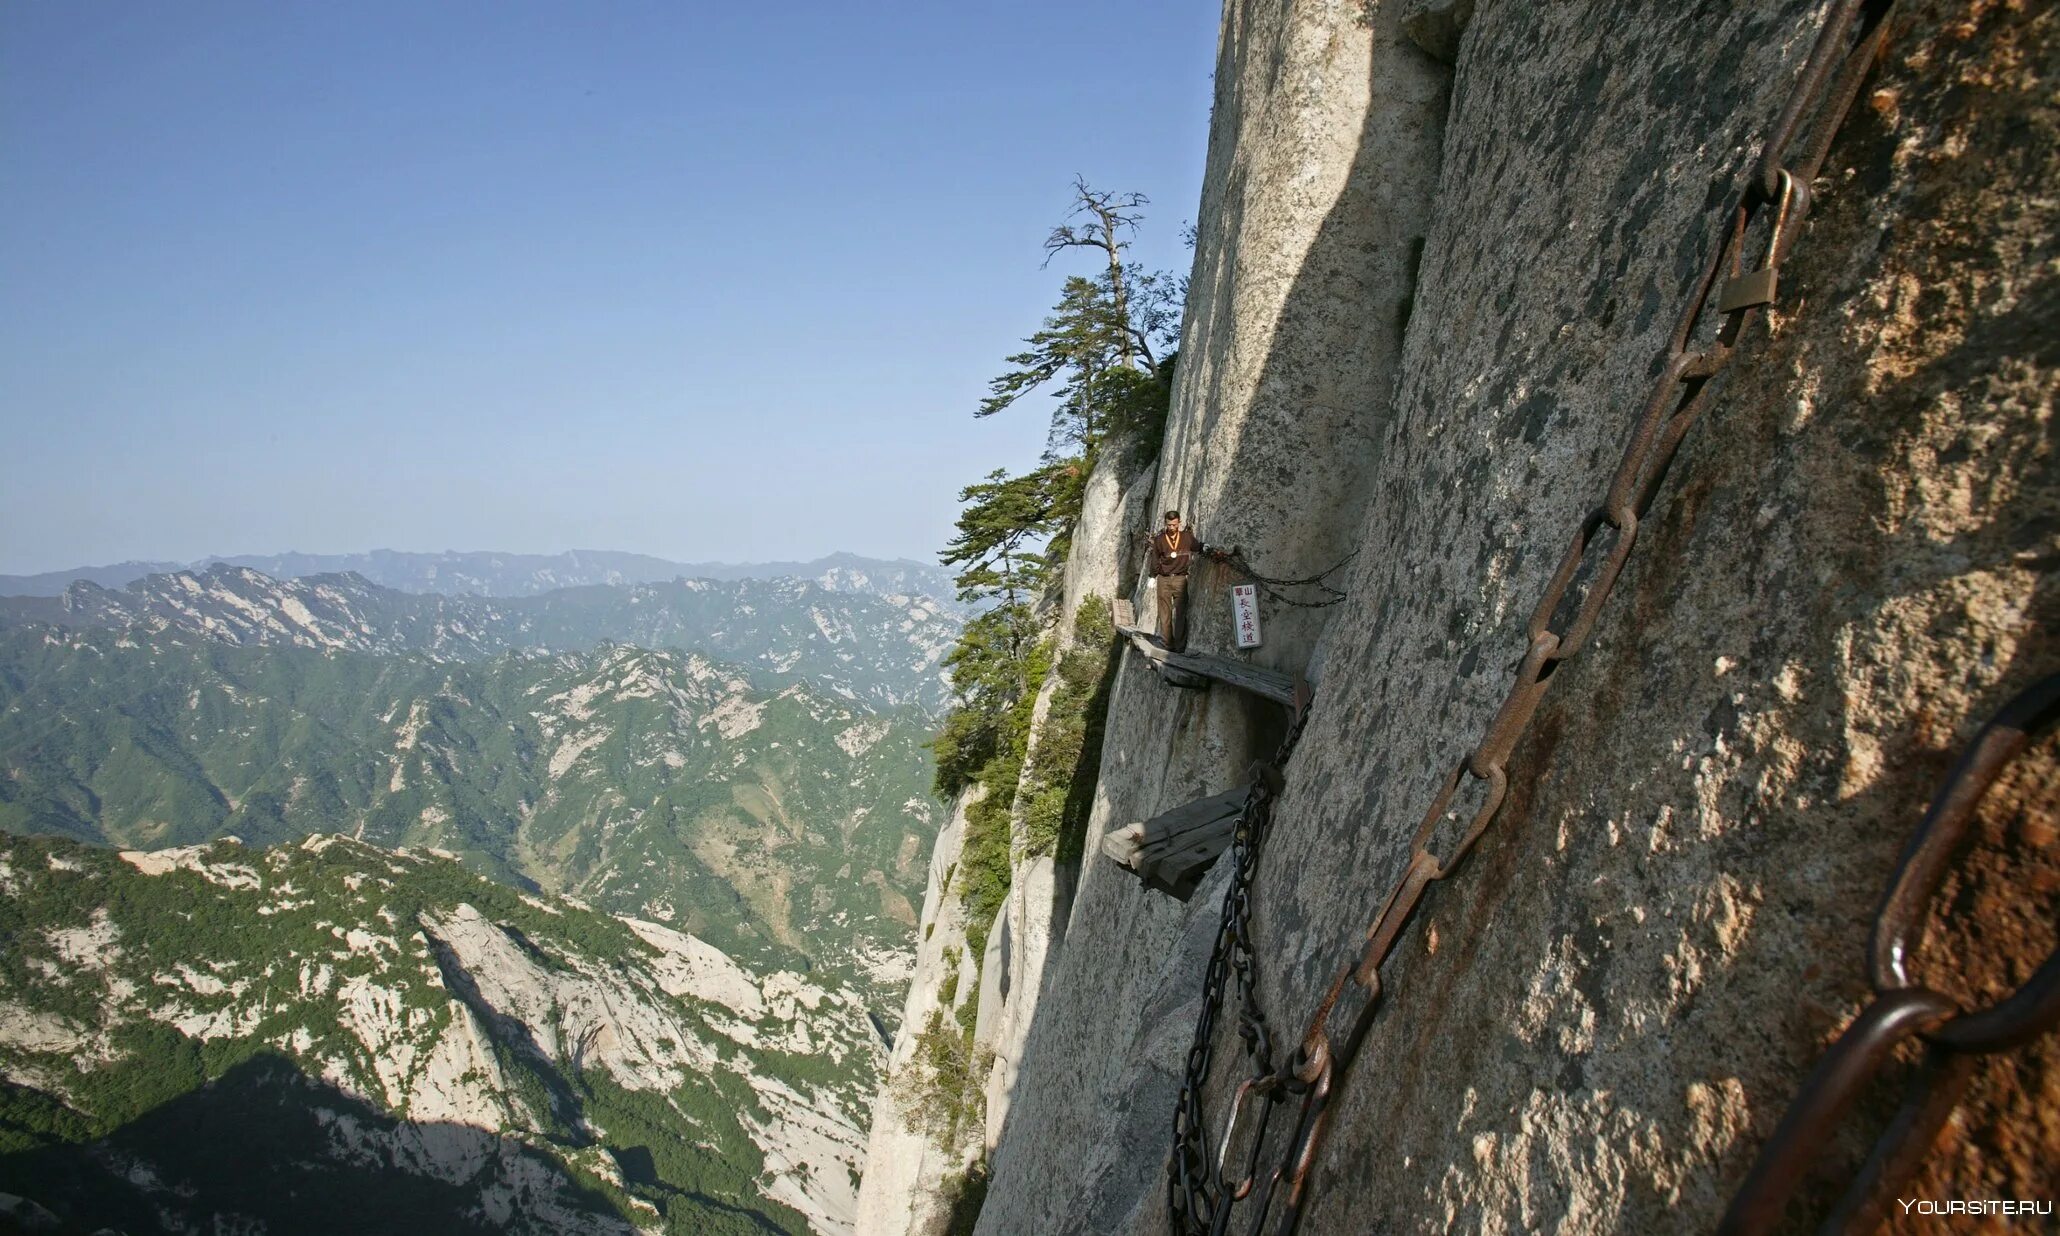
[930,179,1183,952]
[976,178,1183,461]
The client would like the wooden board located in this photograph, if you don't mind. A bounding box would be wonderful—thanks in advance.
[1148,822,1241,898]
[1155,661,1216,691]
[1118,628,1295,705]
[1100,822,1147,866]
[1143,814,1239,875]
[1102,787,1247,900]
[1135,788,1245,850]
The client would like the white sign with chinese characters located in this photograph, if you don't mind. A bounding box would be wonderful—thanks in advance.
[1231,583,1262,649]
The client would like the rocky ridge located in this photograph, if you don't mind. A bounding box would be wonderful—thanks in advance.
[0,629,937,996]
[0,831,884,1235]
[0,550,961,608]
[0,565,959,711]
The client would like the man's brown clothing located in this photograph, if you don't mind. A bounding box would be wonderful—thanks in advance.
[1147,527,1200,651]
[1155,575,1190,653]
[1148,528,1200,577]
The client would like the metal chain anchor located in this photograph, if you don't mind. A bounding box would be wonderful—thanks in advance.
[1717,673,2060,1234]
[1169,1,1903,1231]
[1169,684,1315,1235]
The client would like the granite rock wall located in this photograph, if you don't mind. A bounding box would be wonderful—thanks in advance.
[973,1,2058,1233]
[853,791,983,1236]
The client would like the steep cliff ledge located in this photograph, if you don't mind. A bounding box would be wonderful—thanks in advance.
[865,0,2058,1232]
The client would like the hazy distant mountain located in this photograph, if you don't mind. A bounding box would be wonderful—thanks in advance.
[0,549,960,603]
[0,564,959,711]
[0,559,187,594]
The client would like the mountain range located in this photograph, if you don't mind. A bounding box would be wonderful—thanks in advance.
[0,564,959,712]
[0,550,960,605]
[0,831,883,1234]
[0,565,955,987]
[0,549,972,1231]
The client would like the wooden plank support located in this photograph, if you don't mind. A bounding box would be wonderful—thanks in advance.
[1143,820,1240,900]
[1104,593,1306,896]
[1100,787,1245,866]
[1101,786,1247,900]
[1115,625,1296,705]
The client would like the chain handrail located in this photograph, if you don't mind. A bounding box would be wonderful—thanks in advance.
[1168,684,1314,1233]
[1134,527,1357,608]
[1168,2,1914,1232]
[1206,547,1356,609]
[1716,673,2060,1233]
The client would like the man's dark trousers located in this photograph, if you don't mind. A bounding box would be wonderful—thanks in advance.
[1155,575,1189,652]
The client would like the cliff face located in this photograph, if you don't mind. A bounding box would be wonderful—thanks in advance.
[974,1,1453,1228]
[865,0,2055,1233]
[852,444,1163,1235]
[854,789,984,1236]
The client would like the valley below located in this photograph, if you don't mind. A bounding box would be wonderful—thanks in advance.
[0,556,959,1234]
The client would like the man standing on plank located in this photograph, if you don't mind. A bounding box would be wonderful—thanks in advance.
[1145,509,1201,653]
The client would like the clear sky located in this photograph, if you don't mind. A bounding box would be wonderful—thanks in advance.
[0,2,1217,574]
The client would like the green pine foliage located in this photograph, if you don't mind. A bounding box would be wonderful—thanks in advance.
[889,1006,990,1149]
[929,182,1181,973]
[955,636,1052,964]
[1020,596,1120,864]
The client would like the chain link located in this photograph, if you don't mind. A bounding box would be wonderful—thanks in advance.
[1169,686,1314,1235]
[1133,531,1356,608]
[1717,673,2060,1233]
[1169,2,1915,1232]
[1209,548,1356,609]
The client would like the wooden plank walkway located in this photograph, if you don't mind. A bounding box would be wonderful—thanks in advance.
[1103,598,1312,897]
[1113,597,1297,705]
[1100,786,1246,899]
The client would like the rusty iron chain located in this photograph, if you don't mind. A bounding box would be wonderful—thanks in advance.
[1169,685,1315,1235]
[1135,527,1358,607]
[1716,673,2060,1234]
[1169,2,1910,1232]
[1208,548,1358,609]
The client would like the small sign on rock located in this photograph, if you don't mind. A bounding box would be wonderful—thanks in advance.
[1231,584,1262,649]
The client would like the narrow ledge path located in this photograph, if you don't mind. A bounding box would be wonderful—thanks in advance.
[1112,598,1297,706]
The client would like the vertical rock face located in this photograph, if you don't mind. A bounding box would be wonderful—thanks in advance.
[971,0,1454,1230]
[984,446,1164,1147]
[1064,452,1160,625]
[960,2,2058,1235]
[855,791,983,1235]
[1161,0,1450,672]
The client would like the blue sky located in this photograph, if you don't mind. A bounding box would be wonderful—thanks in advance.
[0,2,1217,573]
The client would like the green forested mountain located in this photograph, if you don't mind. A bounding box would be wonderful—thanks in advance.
[0,629,934,991]
[0,560,955,1232]
[0,832,882,1235]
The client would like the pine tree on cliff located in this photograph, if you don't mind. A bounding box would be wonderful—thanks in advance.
[931,465,1072,795]
[976,179,1181,461]
[930,180,1180,802]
